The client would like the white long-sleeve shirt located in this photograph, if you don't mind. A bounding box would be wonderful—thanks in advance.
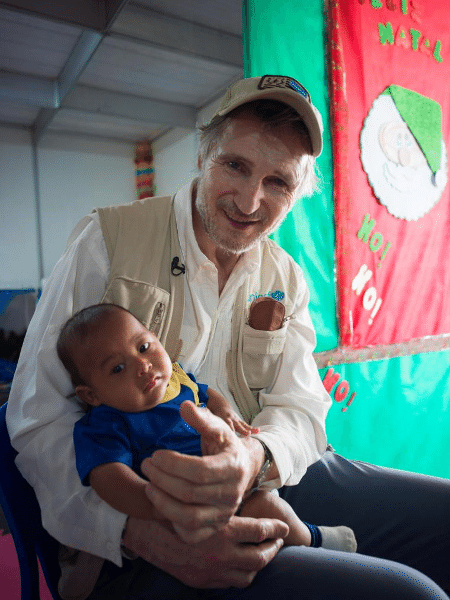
[6,183,331,566]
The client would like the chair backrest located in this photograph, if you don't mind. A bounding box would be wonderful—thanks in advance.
[0,402,61,600]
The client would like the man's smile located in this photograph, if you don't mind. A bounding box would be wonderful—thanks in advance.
[223,210,259,228]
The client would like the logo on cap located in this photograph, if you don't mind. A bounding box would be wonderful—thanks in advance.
[258,75,311,103]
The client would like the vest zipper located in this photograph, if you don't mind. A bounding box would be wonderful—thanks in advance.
[150,301,165,336]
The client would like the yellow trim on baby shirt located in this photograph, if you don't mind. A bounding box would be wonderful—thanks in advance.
[161,363,201,405]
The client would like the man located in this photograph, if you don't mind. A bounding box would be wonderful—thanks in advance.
[7,76,450,599]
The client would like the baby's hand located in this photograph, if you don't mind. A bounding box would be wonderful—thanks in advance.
[205,387,260,436]
[216,407,260,436]
[226,415,260,436]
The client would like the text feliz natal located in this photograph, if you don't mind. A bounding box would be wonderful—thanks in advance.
[358,0,444,63]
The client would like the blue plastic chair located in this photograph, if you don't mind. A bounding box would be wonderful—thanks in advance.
[0,402,61,599]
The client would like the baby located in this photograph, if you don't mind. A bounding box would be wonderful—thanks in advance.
[57,303,356,551]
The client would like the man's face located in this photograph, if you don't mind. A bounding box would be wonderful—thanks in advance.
[194,111,309,256]
[74,310,173,412]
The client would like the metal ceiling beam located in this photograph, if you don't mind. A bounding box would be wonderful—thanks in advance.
[0,1,129,144]
[58,30,105,103]
[112,3,243,68]
[0,0,128,32]
[31,29,103,144]
[64,85,197,129]
[2,1,242,142]
[0,70,197,129]
[0,72,58,108]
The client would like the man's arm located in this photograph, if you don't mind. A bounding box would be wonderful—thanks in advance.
[124,401,288,586]
[6,216,129,565]
[250,270,331,488]
[123,513,288,588]
[139,268,331,537]
[6,215,289,585]
[141,401,276,538]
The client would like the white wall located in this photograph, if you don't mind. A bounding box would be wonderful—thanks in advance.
[0,128,38,289]
[152,128,198,197]
[37,133,135,281]
[0,126,135,288]
[0,96,218,290]
[152,97,220,196]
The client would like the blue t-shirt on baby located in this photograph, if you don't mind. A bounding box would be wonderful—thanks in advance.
[74,367,209,485]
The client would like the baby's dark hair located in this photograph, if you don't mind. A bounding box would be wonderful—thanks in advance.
[57,303,130,387]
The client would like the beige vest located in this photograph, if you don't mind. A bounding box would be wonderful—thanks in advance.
[95,195,184,362]
[95,195,301,423]
[59,194,302,600]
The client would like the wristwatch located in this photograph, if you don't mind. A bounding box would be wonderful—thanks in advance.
[120,517,138,560]
[251,440,273,493]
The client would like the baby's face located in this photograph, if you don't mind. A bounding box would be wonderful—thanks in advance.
[76,309,172,412]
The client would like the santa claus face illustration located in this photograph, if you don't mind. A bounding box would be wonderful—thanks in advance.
[360,87,447,221]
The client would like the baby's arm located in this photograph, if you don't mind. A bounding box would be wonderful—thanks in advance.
[90,463,214,543]
[206,387,259,436]
[89,462,163,520]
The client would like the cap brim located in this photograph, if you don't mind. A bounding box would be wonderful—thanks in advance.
[217,88,323,157]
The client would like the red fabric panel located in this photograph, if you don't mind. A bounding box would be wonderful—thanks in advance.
[331,0,450,347]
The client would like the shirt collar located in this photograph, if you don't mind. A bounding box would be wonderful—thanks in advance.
[174,181,262,281]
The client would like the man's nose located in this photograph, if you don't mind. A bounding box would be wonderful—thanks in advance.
[235,179,264,215]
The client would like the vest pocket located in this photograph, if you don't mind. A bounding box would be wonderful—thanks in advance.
[242,323,287,390]
[101,276,170,336]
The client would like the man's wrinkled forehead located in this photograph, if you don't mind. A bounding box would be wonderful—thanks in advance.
[212,112,308,177]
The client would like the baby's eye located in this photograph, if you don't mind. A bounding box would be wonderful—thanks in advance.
[112,364,124,374]
[139,342,150,353]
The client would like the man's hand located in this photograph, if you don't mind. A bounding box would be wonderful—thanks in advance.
[141,401,265,538]
[122,514,288,588]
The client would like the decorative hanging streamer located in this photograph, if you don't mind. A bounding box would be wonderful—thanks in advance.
[134,141,155,200]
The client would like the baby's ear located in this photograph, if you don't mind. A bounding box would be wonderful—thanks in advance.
[75,385,100,407]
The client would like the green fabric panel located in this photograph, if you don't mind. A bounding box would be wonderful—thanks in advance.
[242,0,337,352]
[320,349,450,478]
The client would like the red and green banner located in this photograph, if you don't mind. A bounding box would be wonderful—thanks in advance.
[243,0,450,479]
[331,0,450,348]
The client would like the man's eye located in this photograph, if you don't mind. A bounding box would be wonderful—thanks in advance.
[268,177,286,188]
[139,342,150,353]
[112,364,124,374]
[228,161,241,171]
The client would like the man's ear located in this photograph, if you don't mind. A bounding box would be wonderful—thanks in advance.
[197,155,202,171]
[75,385,100,407]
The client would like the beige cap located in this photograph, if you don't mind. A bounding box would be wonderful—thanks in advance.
[215,75,323,157]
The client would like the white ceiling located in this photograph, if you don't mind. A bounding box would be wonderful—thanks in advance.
[0,0,244,144]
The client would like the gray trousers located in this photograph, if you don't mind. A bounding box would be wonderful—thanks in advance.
[89,452,450,600]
